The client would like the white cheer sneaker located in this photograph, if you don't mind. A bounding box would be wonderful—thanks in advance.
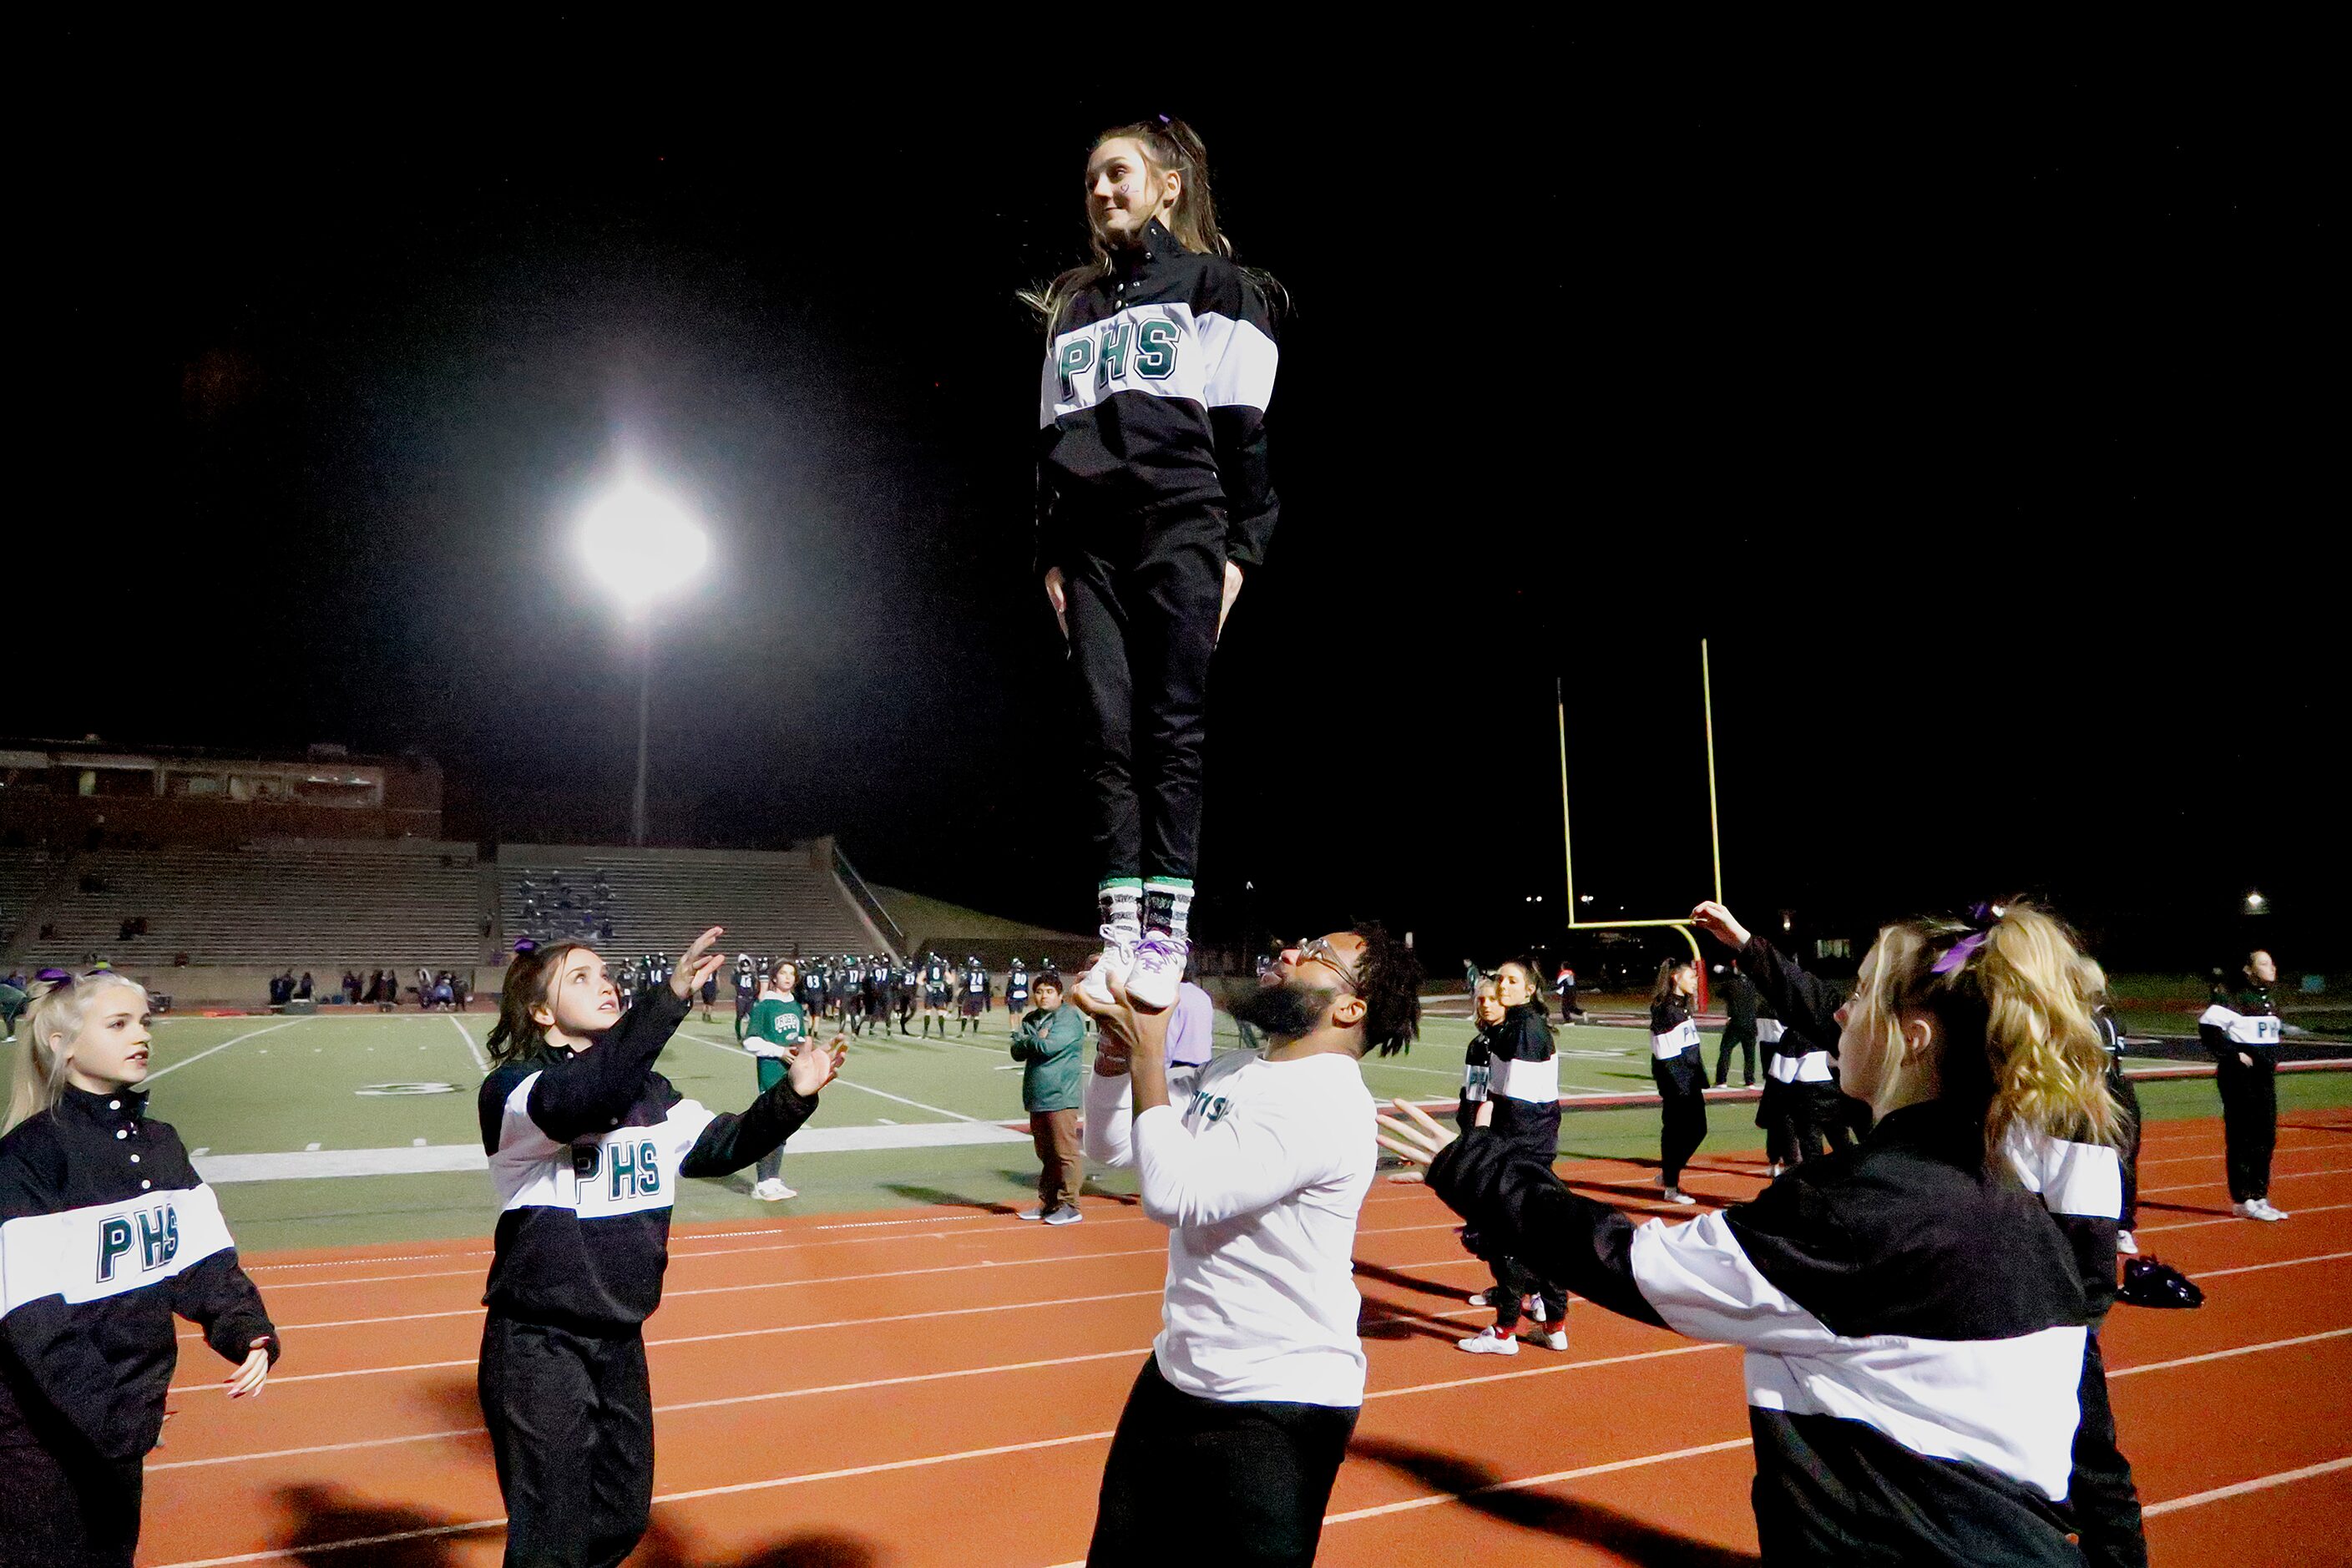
[1125,933,1188,1011]
[1079,925,1138,1007]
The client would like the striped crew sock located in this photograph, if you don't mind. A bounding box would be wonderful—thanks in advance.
[1142,878,1194,944]
[1098,878,1143,943]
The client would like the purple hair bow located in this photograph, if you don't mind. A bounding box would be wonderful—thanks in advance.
[1930,930,1989,976]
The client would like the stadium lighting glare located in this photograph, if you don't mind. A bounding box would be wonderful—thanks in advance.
[2246,890,2268,913]
[576,473,709,846]
[579,478,709,615]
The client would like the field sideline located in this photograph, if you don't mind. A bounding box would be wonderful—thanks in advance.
[63,1007,2352,1252]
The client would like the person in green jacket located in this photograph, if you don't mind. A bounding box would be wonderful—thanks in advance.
[744,959,813,1201]
[1011,972,1086,1225]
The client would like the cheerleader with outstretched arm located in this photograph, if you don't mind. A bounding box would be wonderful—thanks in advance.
[1380,899,2142,1565]
[474,929,843,1568]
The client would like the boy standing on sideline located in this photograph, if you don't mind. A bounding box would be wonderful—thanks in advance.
[742,959,808,1201]
[1011,973,1085,1225]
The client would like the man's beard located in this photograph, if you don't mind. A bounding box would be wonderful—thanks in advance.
[1230,979,1333,1041]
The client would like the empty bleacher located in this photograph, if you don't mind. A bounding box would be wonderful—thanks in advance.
[8,840,483,969]
[0,847,61,948]
[498,844,882,959]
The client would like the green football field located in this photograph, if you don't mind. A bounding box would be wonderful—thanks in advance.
[50,1006,2352,1253]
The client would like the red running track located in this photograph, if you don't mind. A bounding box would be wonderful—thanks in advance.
[137,1111,2352,1566]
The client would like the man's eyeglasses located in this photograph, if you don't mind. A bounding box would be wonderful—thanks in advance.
[1292,937,1363,995]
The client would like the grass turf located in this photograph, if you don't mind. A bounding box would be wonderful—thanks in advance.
[23,1006,2345,1253]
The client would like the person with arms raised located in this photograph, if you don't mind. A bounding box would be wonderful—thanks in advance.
[475,929,845,1568]
[1078,926,1419,1567]
[1381,898,2142,1566]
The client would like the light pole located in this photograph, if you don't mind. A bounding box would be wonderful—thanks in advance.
[579,475,708,847]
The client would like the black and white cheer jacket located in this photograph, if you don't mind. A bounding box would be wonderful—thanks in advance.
[1034,219,1279,570]
[2199,982,2284,1060]
[1649,994,1702,1062]
[1746,933,2123,1323]
[479,989,817,1331]
[0,1086,277,1459]
[1434,936,2114,1565]
[1481,1002,1560,1157]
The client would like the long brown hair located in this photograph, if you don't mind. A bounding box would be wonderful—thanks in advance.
[1019,115,1286,331]
[484,942,595,1067]
[1651,958,1697,1007]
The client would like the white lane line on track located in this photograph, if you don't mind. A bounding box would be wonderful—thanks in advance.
[2138,1164,2352,1197]
[1323,1437,1756,1526]
[175,1283,1164,1349]
[2109,1326,2352,1378]
[679,1030,986,1123]
[150,1320,2351,1560]
[2134,1139,2342,1170]
[446,1013,488,1072]
[2191,1251,2352,1279]
[153,1339,1728,1479]
[230,1180,1451,1279]
[2140,1455,2352,1518]
[144,1017,309,1081]
[2140,1201,2352,1234]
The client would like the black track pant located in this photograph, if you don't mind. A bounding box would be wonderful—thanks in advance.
[0,1443,141,1568]
[2214,1050,2277,1202]
[1064,506,1224,885]
[1485,1249,1566,1330]
[2107,1060,2143,1230]
[2066,1333,2149,1568]
[1713,1021,1757,1085]
[1088,1356,1358,1568]
[478,1315,654,1568]
[1653,1047,1710,1186]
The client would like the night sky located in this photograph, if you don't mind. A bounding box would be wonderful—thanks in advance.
[24,34,2338,972]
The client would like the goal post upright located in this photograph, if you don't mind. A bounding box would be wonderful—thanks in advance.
[1556,640,1725,1002]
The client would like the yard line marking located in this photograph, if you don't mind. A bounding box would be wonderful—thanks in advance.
[2141,1455,2352,1517]
[144,1016,307,1081]
[1321,1436,1755,1526]
[680,1030,985,1123]
[2110,1326,2352,1378]
[446,1013,488,1072]
[2191,1251,2352,1279]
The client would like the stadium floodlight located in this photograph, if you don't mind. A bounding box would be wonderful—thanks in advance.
[2246,890,2268,913]
[579,478,709,615]
[577,474,710,846]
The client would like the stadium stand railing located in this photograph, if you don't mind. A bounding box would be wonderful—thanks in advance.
[496,838,893,962]
[2,839,483,971]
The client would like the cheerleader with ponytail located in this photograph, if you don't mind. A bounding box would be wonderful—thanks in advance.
[1382,898,2146,1565]
[474,930,844,1568]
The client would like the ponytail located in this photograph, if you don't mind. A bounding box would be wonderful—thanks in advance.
[1019,114,1287,332]
[484,942,592,1068]
[1854,904,2121,1173]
